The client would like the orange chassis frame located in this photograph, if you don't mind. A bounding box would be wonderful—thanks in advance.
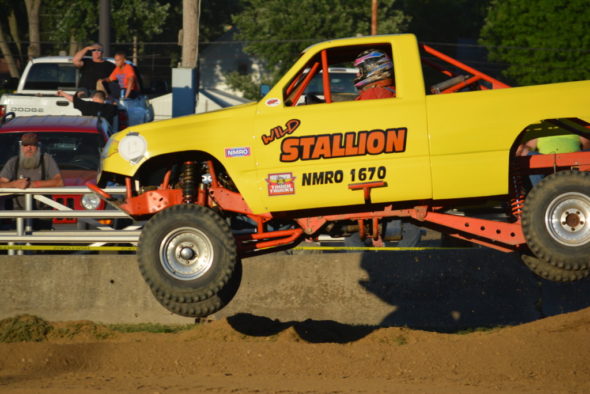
[88,150,590,257]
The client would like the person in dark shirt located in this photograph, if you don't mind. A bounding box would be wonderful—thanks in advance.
[72,43,115,94]
[57,90,118,126]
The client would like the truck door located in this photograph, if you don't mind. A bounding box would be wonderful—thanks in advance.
[253,37,431,213]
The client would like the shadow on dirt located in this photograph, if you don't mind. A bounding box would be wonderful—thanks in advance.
[227,248,590,343]
[226,313,375,343]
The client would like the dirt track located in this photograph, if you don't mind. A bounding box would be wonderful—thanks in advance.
[0,307,589,393]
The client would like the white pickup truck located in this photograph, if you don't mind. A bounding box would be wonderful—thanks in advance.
[0,56,153,126]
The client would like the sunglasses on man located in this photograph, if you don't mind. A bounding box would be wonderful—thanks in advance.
[91,49,104,53]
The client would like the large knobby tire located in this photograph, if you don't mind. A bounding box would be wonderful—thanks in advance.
[153,259,243,318]
[520,254,589,282]
[522,171,590,270]
[138,204,237,303]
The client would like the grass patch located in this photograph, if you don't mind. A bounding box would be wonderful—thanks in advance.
[51,321,113,340]
[0,315,51,343]
[107,323,194,334]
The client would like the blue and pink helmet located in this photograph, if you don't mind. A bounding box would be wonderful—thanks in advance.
[353,49,393,89]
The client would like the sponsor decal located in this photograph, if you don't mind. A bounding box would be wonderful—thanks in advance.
[225,146,251,158]
[261,119,300,145]
[280,127,407,162]
[266,172,296,196]
[265,98,281,107]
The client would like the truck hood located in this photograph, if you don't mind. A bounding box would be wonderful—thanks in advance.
[101,102,258,176]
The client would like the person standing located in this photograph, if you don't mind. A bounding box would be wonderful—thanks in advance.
[0,133,63,231]
[72,43,115,95]
[101,52,140,99]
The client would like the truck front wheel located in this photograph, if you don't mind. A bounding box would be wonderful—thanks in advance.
[520,254,589,282]
[138,204,237,303]
[522,171,590,270]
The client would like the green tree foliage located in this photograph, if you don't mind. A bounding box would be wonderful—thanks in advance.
[46,0,97,45]
[111,0,170,42]
[480,0,590,85]
[47,0,170,47]
[230,0,409,92]
[398,0,490,43]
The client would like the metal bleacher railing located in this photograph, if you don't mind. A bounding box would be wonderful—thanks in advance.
[0,186,141,255]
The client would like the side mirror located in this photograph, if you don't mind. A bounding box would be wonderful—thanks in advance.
[259,84,270,99]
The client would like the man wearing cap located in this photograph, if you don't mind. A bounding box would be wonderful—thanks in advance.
[0,133,63,203]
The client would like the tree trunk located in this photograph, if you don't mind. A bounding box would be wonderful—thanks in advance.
[181,0,200,68]
[8,9,23,59]
[133,35,138,65]
[69,34,79,56]
[0,24,20,78]
[25,0,42,59]
[371,0,378,35]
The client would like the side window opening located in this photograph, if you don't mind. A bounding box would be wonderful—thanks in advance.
[419,44,508,95]
[283,44,395,107]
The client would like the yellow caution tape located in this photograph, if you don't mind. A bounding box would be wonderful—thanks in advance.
[293,246,465,251]
[0,245,462,252]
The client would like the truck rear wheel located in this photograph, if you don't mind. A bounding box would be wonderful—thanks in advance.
[522,171,590,270]
[138,204,237,303]
[520,254,589,282]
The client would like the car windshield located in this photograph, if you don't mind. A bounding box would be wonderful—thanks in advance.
[304,69,357,94]
[23,63,78,90]
[0,132,104,171]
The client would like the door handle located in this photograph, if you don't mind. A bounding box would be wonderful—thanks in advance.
[56,101,69,106]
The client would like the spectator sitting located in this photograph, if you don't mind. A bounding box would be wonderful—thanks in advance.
[72,43,115,96]
[100,52,140,100]
[57,90,118,127]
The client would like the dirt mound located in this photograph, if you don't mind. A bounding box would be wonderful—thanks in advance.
[1,308,589,393]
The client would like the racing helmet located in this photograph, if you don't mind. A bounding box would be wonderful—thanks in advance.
[353,49,393,89]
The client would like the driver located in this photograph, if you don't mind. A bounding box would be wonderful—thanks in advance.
[354,49,396,100]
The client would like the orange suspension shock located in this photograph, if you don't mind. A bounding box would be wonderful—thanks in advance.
[181,161,196,203]
[510,173,526,219]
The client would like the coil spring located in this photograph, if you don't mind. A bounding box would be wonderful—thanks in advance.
[510,174,526,218]
[181,161,196,203]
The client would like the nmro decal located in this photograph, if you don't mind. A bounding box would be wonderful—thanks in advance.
[225,146,251,158]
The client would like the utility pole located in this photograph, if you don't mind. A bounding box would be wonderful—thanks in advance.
[371,0,378,35]
[173,0,201,117]
[181,0,200,68]
[99,0,111,56]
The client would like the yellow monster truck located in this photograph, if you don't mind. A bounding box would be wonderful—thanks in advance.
[90,34,590,317]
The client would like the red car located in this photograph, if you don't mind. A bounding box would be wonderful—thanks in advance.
[0,113,113,227]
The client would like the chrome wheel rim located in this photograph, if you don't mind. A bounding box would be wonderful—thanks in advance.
[159,227,214,281]
[545,192,590,247]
